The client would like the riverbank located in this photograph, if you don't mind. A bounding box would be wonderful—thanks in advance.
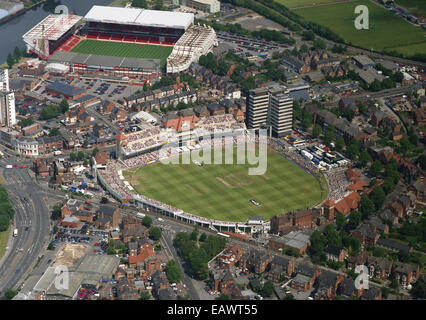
[0,0,47,25]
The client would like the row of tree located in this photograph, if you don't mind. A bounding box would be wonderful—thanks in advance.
[0,186,15,232]
[174,228,226,280]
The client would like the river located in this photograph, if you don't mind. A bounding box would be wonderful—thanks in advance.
[0,0,112,63]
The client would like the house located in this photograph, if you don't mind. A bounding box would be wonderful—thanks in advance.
[61,199,83,218]
[335,192,361,217]
[207,103,225,116]
[217,244,244,269]
[376,238,413,253]
[336,277,363,299]
[212,270,242,298]
[281,56,310,74]
[267,255,295,282]
[128,242,156,268]
[360,287,382,300]
[99,100,115,114]
[116,278,139,300]
[291,265,320,291]
[366,256,393,280]
[314,271,344,300]
[351,223,380,245]
[97,205,121,228]
[324,245,348,262]
[379,209,398,225]
[346,251,369,270]
[408,178,426,203]
[269,230,311,255]
[366,216,389,234]
[388,201,404,218]
[392,262,420,288]
[122,226,149,243]
[61,216,80,228]
[240,249,272,274]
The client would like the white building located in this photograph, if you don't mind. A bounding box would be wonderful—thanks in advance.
[246,85,293,137]
[0,69,16,126]
[12,136,39,156]
[174,0,221,13]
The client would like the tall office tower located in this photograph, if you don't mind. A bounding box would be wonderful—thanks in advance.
[246,86,293,137]
[269,91,293,138]
[246,87,270,130]
[0,69,17,126]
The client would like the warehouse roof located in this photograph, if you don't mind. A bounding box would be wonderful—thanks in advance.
[48,51,160,71]
[84,5,193,30]
[46,81,85,97]
[75,254,120,280]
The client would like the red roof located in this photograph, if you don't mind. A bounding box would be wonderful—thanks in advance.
[346,168,361,181]
[162,115,200,132]
[128,243,155,265]
[335,192,361,216]
[323,199,335,207]
[348,180,369,191]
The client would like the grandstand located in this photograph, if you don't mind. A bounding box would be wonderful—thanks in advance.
[22,14,82,59]
[23,5,217,75]
[167,23,218,73]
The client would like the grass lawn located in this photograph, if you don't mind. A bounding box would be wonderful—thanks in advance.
[124,150,326,222]
[275,0,352,8]
[294,0,426,55]
[71,40,173,67]
[0,225,10,260]
[395,0,426,17]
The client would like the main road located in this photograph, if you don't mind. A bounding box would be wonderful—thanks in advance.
[0,159,53,295]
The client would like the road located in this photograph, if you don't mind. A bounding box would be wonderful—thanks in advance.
[0,159,52,295]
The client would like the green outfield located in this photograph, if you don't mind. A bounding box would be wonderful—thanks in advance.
[395,0,426,17]
[124,150,327,222]
[71,40,173,67]
[294,0,426,55]
[275,0,350,8]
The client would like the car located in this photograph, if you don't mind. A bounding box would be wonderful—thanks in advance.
[25,156,30,159]
[12,164,18,167]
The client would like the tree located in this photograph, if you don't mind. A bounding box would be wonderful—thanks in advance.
[48,127,60,137]
[416,154,426,170]
[217,60,228,76]
[358,150,372,168]
[370,186,386,210]
[218,294,230,300]
[140,291,151,300]
[369,79,382,92]
[69,152,77,161]
[7,53,14,69]
[370,160,383,176]
[335,137,345,151]
[324,224,342,247]
[190,226,199,241]
[312,124,322,138]
[199,233,207,242]
[40,105,60,120]
[132,0,147,8]
[301,30,315,41]
[346,139,360,159]
[3,289,18,300]
[313,38,326,50]
[18,117,34,128]
[77,151,85,161]
[336,212,346,230]
[293,100,302,121]
[13,46,22,62]
[390,278,400,290]
[60,98,69,113]
[299,44,309,53]
[348,211,361,230]
[142,216,153,228]
[359,195,376,219]
[165,260,182,283]
[397,250,409,263]
[373,247,385,257]
[92,147,99,156]
[324,126,335,145]
[149,226,162,241]
[382,177,395,195]
[261,280,274,297]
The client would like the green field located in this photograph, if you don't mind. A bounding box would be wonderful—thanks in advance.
[294,0,426,55]
[71,40,173,67]
[0,225,10,260]
[275,0,351,8]
[396,0,426,17]
[124,150,326,222]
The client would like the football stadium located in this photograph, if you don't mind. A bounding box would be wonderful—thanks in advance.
[22,5,218,77]
[94,113,328,234]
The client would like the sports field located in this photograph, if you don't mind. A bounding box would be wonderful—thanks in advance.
[71,40,173,67]
[293,0,426,55]
[124,150,327,222]
[395,0,426,17]
[275,0,351,9]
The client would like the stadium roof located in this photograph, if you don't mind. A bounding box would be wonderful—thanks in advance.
[84,5,193,30]
[22,14,82,41]
[48,51,161,72]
